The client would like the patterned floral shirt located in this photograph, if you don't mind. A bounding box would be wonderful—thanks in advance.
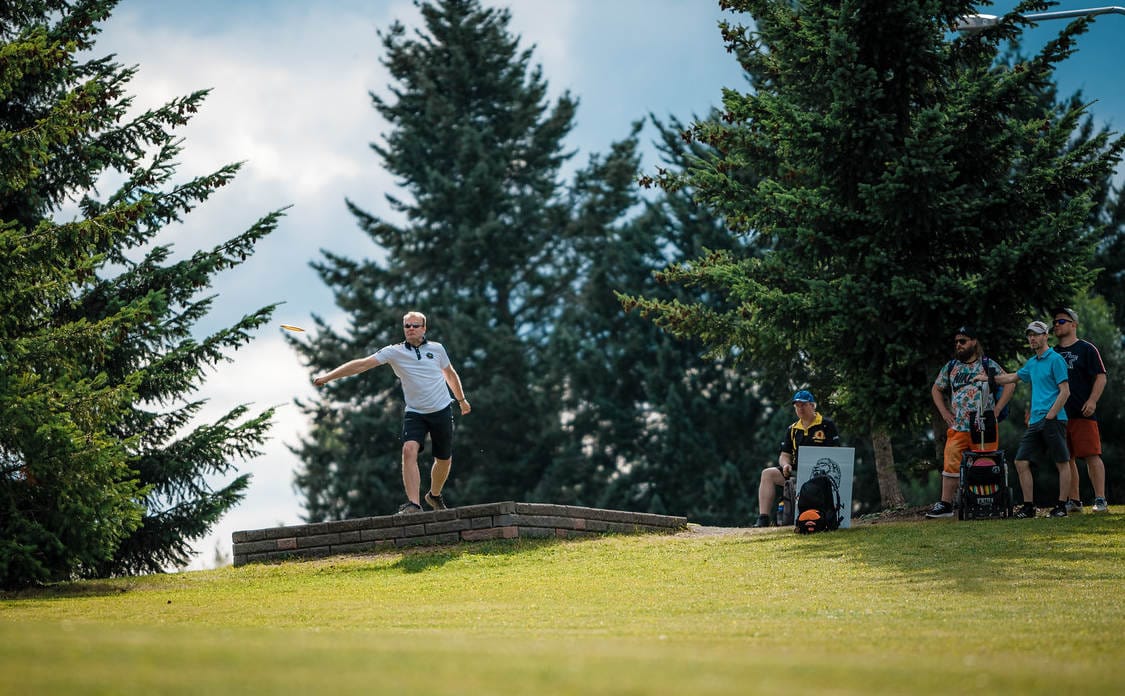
[933,359,1001,432]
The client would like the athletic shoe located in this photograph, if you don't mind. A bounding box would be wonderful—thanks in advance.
[396,501,423,514]
[924,501,955,519]
[1013,503,1036,519]
[1049,503,1068,518]
[1065,498,1083,513]
[1092,497,1109,512]
[424,491,448,511]
[752,514,771,528]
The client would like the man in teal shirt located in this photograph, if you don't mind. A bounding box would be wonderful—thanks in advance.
[985,321,1071,518]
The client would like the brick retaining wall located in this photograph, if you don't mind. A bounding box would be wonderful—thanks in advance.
[232,501,688,566]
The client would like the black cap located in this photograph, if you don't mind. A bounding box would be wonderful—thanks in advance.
[954,325,977,339]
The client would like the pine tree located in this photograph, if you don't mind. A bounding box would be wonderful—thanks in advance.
[294,0,578,517]
[542,117,778,524]
[1,0,282,584]
[622,1,1124,508]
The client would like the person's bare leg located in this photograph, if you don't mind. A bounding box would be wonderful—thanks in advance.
[402,441,421,505]
[1066,458,1080,500]
[758,468,784,517]
[430,457,451,495]
[1015,460,1033,503]
[941,475,959,505]
[1056,461,1072,505]
[1086,455,1107,499]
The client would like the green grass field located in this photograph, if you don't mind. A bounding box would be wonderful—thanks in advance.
[2,511,1123,695]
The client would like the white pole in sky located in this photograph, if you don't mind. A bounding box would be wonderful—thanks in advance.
[955,6,1125,31]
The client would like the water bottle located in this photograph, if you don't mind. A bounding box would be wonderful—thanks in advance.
[776,500,785,527]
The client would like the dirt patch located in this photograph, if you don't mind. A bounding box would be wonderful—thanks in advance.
[679,505,932,537]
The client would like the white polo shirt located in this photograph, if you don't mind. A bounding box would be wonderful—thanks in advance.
[371,340,453,414]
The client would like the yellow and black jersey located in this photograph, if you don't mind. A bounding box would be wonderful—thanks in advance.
[779,413,841,469]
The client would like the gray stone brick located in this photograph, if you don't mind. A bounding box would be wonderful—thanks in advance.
[233,539,282,555]
[516,502,570,516]
[456,501,516,517]
[425,519,470,534]
[401,523,427,537]
[330,540,395,554]
[460,527,505,541]
[514,514,584,530]
[360,527,404,541]
[297,533,341,548]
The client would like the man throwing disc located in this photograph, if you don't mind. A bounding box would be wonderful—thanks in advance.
[314,311,471,514]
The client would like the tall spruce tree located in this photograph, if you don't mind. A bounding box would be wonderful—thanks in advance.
[1,0,281,585]
[623,1,1124,508]
[541,117,779,524]
[293,0,578,518]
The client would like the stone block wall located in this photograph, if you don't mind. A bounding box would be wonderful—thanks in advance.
[232,501,688,567]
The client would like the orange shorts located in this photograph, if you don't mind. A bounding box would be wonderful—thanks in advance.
[943,429,998,477]
[1066,419,1102,459]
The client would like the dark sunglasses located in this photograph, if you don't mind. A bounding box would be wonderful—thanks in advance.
[1053,318,1072,325]
[955,338,971,345]
[403,323,425,329]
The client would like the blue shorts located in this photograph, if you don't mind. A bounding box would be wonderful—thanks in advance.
[1015,418,1070,465]
[402,405,454,460]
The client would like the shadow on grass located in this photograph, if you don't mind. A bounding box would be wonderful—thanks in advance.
[1,580,132,601]
[312,536,572,576]
[780,512,1125,591]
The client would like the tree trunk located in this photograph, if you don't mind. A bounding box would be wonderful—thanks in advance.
[931,410,947,465]
[871,428,906,508]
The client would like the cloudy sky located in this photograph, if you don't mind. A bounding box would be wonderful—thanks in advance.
[90,1,1124,569]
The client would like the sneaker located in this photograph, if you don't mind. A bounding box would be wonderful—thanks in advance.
[424,491,448,510]
[1013,503,1036,519]
[396,501,423,514]
[1049,503,1068,518]
[1092,497,1109,512]
[924,501,955,519]
[752,514,771,528]
[1065,498,1083,513]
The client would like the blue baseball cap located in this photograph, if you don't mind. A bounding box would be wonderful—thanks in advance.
[792,390,815,403]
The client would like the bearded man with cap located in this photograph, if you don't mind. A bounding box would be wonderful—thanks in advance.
[1051,307,1109,513]
[926,325,1014,518]
[753,390,841,528]
[984,321,1072,518]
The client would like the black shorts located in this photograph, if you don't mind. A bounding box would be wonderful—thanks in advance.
[1015,418,1070,465]
[402,405,454,460]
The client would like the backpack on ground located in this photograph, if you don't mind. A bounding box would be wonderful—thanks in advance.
[795,473,841,534]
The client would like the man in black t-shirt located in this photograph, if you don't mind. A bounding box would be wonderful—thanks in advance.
[1052,307,1109,513]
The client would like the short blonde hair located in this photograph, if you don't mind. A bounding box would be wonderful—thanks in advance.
[403,311,427,326]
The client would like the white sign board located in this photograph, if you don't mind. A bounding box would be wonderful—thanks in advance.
[795,446,856,529]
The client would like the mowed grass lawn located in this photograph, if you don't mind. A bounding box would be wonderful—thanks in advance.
[2,511,1123,695]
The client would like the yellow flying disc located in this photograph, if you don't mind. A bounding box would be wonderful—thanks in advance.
[280,324,306,332]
